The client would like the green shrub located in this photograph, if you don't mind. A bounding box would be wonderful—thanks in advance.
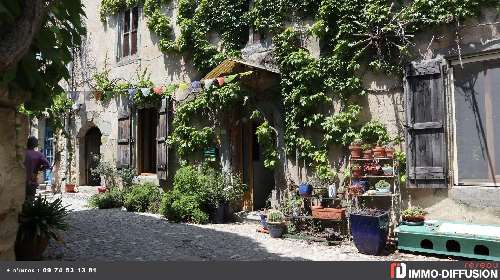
[159,165,247,224]
[88,188,124,209]
[117,168,136,189]
[123,182,162,213]
[147,191,163,214]
[159,191,208,224]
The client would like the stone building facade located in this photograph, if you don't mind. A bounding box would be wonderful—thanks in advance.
[43,0,500,225]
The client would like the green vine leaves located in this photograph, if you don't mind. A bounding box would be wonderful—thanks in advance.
[97,0,498,180]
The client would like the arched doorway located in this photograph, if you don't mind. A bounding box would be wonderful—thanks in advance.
[85,127,102,186]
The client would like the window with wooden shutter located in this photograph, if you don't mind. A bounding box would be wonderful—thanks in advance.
[404,59,448,188]
[156,98,170,181]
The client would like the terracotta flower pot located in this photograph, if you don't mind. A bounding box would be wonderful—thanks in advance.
[402,215,425,223]
[65,184,77,193]
[385,147,395,159]
[372,146,386,158]
[312,207,346,221]
[363,149,373,159]
[351,167,363,178]
[349,145,362,159]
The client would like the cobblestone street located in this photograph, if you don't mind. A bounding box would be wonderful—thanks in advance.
[44,187,442,261]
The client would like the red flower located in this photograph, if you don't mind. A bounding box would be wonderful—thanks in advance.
[153,86,164,95]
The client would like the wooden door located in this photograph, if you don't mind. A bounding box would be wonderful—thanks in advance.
[230,120,254,211]
[405,59,448,188]
[85,127,102,186]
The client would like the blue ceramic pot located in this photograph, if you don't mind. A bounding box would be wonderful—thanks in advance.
[268,223,284,238]
[350,211,389,255]
[298,183,313,197]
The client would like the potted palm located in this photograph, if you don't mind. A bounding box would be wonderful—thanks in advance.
[401,206,426,226]
[267,210,285,238]
[15,196,69,260]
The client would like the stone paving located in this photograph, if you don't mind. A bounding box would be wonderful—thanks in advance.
[43,186,443,261]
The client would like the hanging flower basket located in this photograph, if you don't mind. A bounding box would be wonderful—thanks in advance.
[93,91,103,101]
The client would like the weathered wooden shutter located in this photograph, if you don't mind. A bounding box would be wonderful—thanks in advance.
[117,102,132,169]
[405,59,448,188]
[156,98,170,181]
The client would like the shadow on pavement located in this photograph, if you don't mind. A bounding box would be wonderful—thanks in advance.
[47,209,306,261]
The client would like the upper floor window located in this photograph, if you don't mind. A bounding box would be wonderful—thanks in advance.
[119,7,139,59]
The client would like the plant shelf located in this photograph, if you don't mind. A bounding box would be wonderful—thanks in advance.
[350,157,394,161]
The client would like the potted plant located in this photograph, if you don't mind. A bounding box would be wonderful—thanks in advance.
[348,184,364,196]
[384,144,395,159]
[349,138,363,159]
[65,183,77,193]
[361,144,373,159]
[374,180,391,193]
[382,164,393,176]
[350,208,389,255]
[352,178,369,191]
[401,206,426,225]
[64,141,77,193]
[351,164,363,178]
[267,210,285,238]
[15,196,69,260]
[372,141,386,158]
[363,162,381,176]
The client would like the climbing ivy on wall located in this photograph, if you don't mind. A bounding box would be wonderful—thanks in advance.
[98,0,500,179]
[167,80,249,158]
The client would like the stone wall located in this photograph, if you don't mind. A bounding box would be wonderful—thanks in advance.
[58,1,500,221]
[0,88,29,260]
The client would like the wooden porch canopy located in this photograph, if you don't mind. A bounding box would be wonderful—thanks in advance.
[203,58,280,80]
[203,59,280,93]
